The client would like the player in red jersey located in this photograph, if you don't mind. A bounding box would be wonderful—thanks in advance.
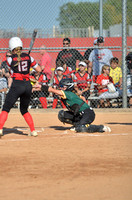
[52,66,67,108]
[73,61,92,103]
[30,70,49,109]
[54,58,75,78]
[0,37,41,137]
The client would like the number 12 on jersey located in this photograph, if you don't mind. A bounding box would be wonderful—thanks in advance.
[18,61,28,72]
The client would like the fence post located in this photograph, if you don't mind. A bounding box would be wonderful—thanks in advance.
[122,0,127,108]
[99,0,103,36]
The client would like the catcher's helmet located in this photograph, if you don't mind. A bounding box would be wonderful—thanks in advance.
[59,78,74,91]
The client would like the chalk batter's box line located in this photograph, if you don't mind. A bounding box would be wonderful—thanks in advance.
[42,132,129,137]
[15,128,130,137]
[0,132,129,142]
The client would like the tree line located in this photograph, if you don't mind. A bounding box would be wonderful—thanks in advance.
[57,0,132,29]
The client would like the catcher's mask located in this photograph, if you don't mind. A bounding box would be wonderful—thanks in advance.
[59,78,74,91]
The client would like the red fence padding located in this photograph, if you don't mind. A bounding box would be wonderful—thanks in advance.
[0,37,132,69]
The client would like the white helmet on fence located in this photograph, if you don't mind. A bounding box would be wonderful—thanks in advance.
[9,37,23,51]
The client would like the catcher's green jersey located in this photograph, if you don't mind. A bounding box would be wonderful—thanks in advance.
[61,90,90,113]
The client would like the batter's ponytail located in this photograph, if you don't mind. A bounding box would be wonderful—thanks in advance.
[14,47,22,66]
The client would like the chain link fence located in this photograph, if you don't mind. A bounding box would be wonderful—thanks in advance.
[0,0,132,109]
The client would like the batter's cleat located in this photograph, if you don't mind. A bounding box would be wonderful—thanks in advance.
[0,129,3,137]
[28,130,38,137]
[103,126,111,133]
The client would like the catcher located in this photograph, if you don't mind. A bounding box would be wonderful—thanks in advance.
[34,78,111,133]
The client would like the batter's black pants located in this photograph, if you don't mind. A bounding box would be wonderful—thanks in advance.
[2,79,32,115]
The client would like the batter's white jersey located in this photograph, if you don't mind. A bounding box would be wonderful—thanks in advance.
[89,48,113,76]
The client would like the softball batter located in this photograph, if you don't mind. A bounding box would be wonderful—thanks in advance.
[0,37,41,137]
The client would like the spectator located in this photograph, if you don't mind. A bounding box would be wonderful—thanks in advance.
[84,39,97,73]
[93,39,98,46]
[109,57,122,87]
[0,69,8,92]
[39,45,52,80]
[53,67,66,88]
[0,69,8,107]
[96,65,116,108]
[73,61,92,103]
[52,67,66,109]
[55,58,74,79]
[1,51,12,87]
[30,70,49,109]
[88,36,113,83]
[56,38,84,71]
[126,52,132,107]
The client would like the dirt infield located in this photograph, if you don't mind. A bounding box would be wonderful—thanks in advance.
[0,108,132,200]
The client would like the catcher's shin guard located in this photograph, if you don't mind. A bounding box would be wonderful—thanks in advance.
[75,124,110,133]
[87,125,104,133]
[75,124,90,132]
[58,110,74,125]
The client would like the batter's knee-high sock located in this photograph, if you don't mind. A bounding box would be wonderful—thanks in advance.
[39,97,47,109]
[52,99,58,109]
[0,111,8,129]
[23,112,35,132]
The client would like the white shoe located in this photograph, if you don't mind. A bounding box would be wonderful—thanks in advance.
[103,126,111,133]
[28,130,38,137]
[0,129,3,137]
[70,127,76,132]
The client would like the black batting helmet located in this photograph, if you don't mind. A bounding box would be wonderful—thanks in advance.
[59,78,74,91]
